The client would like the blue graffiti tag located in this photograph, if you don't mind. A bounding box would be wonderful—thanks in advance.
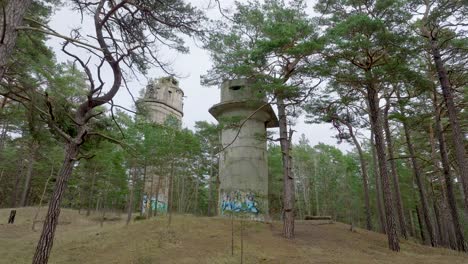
[221,191,259,215]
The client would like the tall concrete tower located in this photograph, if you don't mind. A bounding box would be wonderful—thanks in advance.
[209,79,278,220]
[138,76,184,214]
[141,76,184,123]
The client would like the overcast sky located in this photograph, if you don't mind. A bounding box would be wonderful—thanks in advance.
[47,0,354,152]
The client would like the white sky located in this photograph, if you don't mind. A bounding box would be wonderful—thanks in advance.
[46,0,354,152]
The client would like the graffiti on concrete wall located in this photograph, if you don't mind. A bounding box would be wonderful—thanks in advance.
[142,194,167,213]
[221,190,259,215]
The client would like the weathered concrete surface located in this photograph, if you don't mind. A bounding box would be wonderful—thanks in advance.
[209,79,278,220]
[137,77,184,214]
[140,76,183,124]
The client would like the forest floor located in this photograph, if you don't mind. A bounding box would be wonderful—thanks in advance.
[0,207,466,264]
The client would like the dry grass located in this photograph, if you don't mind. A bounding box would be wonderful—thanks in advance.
[0,208,466,264]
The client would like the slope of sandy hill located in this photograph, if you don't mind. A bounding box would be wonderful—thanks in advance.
[0,208,466,264]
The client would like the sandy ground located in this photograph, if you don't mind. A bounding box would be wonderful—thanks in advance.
[0,207,466,264]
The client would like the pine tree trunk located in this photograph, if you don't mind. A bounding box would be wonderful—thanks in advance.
[416,205,426,243]
[0,0,33,80]
[277,98,294,239]
[367,85,399,251]
[371,133,386,234]
[401,117,437,247]
[348,124,372,231]
[430,39,468,216]
[432,91,466,251]
[444,205,458,250]
[383,104,407,239]
[215,160,220,216]
[20,141,38,207]
[32,142,79,264]
[429,181,443,245]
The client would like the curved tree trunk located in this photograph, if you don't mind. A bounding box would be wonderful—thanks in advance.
[0,0,33,80]
[383,104,407,239]
[32,142,79,264]
[367,85,399,251]
[432,91,466,251]
[430,39,468,216]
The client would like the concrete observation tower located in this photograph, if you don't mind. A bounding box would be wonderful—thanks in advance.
[140,76,184,124]
[209,79,278,220]
[138,76,184,214]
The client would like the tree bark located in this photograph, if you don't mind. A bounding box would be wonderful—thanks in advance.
[416,205,426,243]
[0,0,33,80]
[367,85,399,251]
[430,39,468,216]
[401,118,437,247]
[383,103,407,239]
[32,142,79,264]
[371,133,386,234]
[347,123,372,231]
[430,183,444,246]
[277,97,295,239]
[215,158,220,216]
[432,91,466,251]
